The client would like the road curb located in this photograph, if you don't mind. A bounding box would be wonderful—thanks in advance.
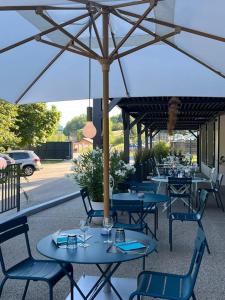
[0,191,81,223]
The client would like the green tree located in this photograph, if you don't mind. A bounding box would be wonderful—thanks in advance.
[63,114,86,139]
[15,103,60,148]
[110,114,123,131]
[0,100,20,151]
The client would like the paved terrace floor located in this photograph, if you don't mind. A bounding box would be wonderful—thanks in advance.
[0,184,225,300]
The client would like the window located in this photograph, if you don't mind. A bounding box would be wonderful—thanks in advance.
[207,121,215,167]
[201,125,207,164]
[8,152,29,160]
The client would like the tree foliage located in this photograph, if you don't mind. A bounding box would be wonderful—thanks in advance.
[0,101,61,150]
[15,103,60,148]
[63,114,86,139]
[0,100,20,151]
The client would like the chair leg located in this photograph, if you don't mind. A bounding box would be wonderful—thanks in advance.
[49,284,53,300]
[213,192,220,208]
[22,280,30,300]
[217,192,224,212]
[198,221,210,254]
[156,208,159,229]
[192,291,197,300]
[70,270,74,300]
[0,277,7,297]
[169,219,173,251]
[154,212,157,238]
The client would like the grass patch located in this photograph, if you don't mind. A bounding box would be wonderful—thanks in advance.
[41,159,65,164]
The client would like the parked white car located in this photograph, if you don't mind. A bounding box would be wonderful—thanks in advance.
[6,150,41,176]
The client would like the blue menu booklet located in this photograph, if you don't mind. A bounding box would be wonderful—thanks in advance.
[115,241,146,251]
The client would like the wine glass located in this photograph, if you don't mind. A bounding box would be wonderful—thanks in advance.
[79,219,90,248]
[103,217,114,244]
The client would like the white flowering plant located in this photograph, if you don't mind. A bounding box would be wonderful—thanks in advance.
[73,148,135,202]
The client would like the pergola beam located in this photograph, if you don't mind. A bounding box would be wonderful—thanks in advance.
[129,113,147,129]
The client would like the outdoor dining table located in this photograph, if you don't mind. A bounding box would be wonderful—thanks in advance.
[111,192,169,239]
[37,228,156,300]
[152,175,209,211]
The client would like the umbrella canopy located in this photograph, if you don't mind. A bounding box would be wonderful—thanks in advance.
[1,0,225,217]
[1,0,225,104]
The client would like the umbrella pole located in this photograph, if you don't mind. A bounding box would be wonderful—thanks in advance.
[102,8,110,218]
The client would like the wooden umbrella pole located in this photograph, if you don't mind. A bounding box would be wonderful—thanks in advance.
[102,8,110,218]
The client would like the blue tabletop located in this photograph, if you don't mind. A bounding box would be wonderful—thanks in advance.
[111,192,169,203]
[37,228,156,265]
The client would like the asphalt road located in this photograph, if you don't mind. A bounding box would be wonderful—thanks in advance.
[20,161,79,209]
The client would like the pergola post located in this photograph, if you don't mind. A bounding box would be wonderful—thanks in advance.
[122,109,130,163]
[145,126,149,149]
[93,98,103,149]
[149,129,153,149]
[102,8,110,218]
[137,123,142,151]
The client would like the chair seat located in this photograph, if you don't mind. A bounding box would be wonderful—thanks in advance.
[169,212,200,222]
[135,271,191,300]
[7,258,72,283]
[113,222,146,232]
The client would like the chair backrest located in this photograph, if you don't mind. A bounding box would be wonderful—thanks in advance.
[215,173,223,190]
[168,177,192,198]
[197,189,209,219]
[80,187,92,214]
[112,199,144,216]
[0,216,31,274]
[131,182,157,194]
[186,228,206,293]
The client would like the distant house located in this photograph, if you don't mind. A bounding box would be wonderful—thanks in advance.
[73,138,93,153]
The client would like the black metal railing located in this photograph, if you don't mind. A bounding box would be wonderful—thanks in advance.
[0,164,20,213]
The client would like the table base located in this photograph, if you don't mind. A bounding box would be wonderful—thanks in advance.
[65,276,137,300]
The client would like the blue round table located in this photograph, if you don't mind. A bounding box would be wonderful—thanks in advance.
[111,192,169,204]
[37,228,156,300]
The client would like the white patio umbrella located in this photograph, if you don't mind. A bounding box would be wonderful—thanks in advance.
[1,0,225,216]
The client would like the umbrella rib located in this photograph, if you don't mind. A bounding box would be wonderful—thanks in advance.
[38,39,96,59]
[15,47,66,105]
[113,10,225,80]
[118,9,225,44]
[0,13,89,54]
[38,10,100,59]
[109,1,157,59]
[109,24,130,97]
[0,6,86,11]
[15,13,101,104]
[111,0,156,9]
[15,42,93,105]
[89,11,104,56]
[112,29,180,60]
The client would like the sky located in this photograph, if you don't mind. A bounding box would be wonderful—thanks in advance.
[47,100,120,127]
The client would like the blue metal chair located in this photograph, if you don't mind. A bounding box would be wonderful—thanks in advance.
[129,228,206,300]
[169,189,210,254]
[112,199,148,234]
[168,177,192,213]
[130,181,159,238]
[80,187,117,222]
[205,173,224,212]
[0,216,73,300]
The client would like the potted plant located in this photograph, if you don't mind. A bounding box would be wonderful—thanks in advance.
[73,148,135,221]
